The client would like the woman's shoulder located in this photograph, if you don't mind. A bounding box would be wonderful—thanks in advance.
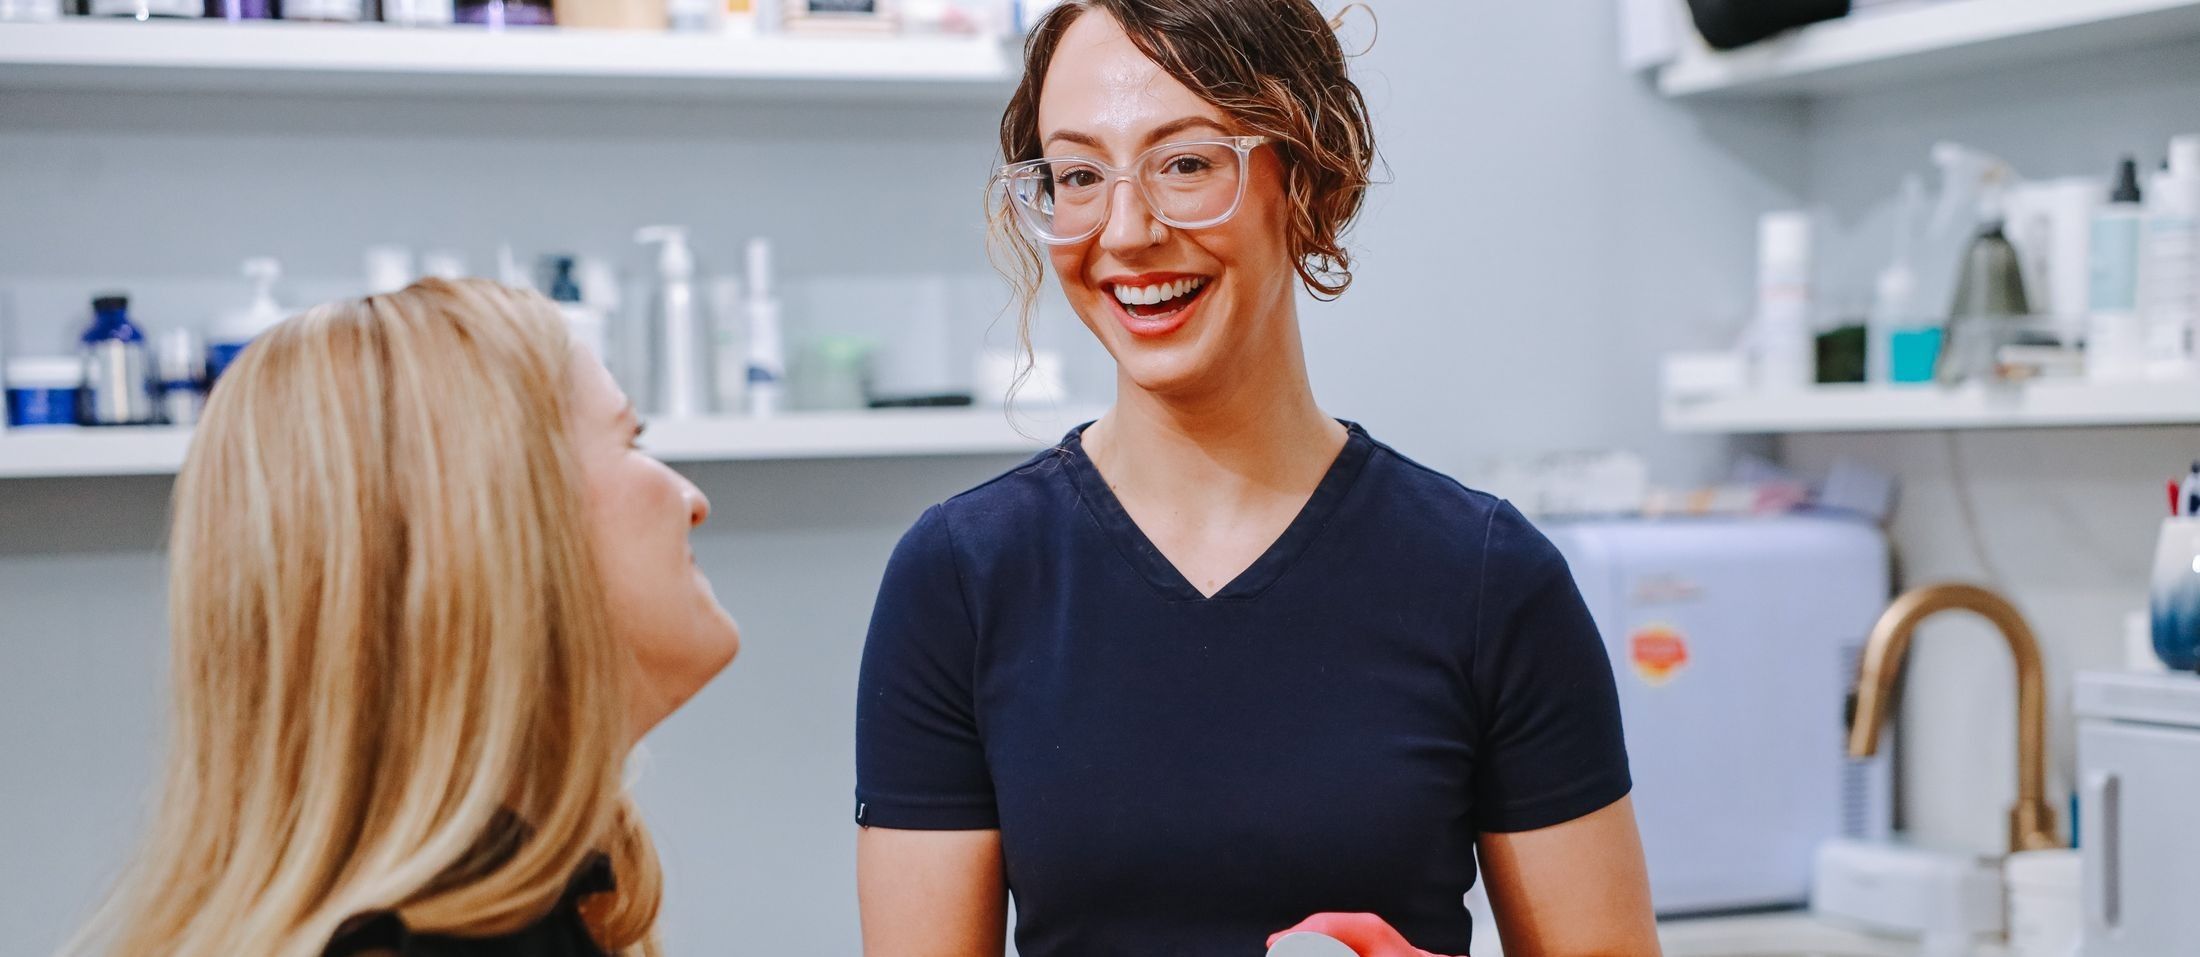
[892,442,1084,558]
[1353,433,1545,548]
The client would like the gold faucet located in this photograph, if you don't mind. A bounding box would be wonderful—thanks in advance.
[1848,582,2063,854]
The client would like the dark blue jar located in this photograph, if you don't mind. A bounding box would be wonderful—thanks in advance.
[5,356,85,428]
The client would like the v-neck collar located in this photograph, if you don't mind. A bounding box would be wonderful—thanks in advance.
[1062,420,1375,604]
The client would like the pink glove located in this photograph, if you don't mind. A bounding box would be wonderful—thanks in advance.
[1266,913,1465,957]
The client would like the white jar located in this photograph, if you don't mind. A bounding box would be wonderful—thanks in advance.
[2004,849,2082,957]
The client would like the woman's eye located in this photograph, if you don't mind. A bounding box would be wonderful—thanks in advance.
[1056,168,1103,189]
[629,422,648,450]
[1164,156,1213,176]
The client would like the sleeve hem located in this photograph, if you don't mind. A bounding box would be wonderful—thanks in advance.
[1476,774,1633,834]
[854,798,1000,831]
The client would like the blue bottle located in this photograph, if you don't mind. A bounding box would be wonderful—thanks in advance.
[80,294,158,426]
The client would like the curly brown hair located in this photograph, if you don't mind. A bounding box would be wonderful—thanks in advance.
[989,0,1377,386]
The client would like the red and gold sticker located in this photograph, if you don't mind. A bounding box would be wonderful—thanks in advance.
[1629,624,1690,687]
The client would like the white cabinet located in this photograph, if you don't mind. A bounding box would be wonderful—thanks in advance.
[2074,672,2200,957]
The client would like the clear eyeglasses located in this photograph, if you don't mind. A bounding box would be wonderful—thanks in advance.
[995,135,1270,246]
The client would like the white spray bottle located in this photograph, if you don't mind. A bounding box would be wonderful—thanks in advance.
[743,237,786,418]
[636,226,710,419]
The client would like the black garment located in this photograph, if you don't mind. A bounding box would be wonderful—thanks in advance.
[855,422,1632,957]
[1685,0,1850,50]
[323,855,615,957]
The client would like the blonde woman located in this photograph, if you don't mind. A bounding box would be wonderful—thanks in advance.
[68,279,741,957]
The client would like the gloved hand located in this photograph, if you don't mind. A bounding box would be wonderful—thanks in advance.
[1267,913,1464,957]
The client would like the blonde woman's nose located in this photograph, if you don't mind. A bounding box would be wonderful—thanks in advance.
[681,479,711,527]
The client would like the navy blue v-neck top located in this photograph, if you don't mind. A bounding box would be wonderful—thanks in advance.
[854,422,1630,957]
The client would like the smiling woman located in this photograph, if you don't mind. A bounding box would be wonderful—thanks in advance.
[854,3,1661,957]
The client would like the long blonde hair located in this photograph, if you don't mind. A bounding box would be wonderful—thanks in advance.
[74,279,663,957]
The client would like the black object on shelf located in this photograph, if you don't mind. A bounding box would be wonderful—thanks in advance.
[1816,323,1866,385]
[867,393,975,409]
[1685,0,1852,51]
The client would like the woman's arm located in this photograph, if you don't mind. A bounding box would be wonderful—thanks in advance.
[1478,796,1660,957]
[857,827,1007,957]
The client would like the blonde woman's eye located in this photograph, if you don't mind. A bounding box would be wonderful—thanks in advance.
[630,421,648,450]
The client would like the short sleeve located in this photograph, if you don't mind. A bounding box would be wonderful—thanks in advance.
[854,504,999,830]
[1469,501,1632,833]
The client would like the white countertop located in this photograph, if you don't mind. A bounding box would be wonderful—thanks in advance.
[1658,911,1918,956]
[1656,911,2011,957]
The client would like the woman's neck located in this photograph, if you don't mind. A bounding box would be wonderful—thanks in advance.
[1084,332,1344,510]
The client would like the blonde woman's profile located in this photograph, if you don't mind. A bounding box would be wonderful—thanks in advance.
[65,278,741,957]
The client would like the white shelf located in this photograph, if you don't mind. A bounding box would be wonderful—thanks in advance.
[0,406,1097,479]
[0,19,1016,101]
[1663,379,2200,433]
[1658,0,2200,98]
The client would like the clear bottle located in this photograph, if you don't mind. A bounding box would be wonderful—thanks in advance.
[2088,157,2147,382]
[2142,136,2200,377]
[743,237,786,418]
[156,328,207,426]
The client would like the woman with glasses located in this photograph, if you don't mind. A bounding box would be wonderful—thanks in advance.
[854,2,1659,955]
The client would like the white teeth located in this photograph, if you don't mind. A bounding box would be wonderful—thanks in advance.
[1112,277,1208,307]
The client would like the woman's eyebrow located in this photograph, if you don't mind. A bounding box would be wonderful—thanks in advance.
[1042,116,1230,153]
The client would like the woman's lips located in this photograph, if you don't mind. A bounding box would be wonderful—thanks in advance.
[1106,281,1210,339]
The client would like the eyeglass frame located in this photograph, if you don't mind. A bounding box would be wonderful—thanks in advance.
[994,135,1272,246]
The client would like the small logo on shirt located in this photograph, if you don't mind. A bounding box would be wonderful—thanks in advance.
[1629,623,1691,687]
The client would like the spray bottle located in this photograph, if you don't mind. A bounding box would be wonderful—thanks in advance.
[1869,175,1925,385]
[636,226,710,418]
[743,237,786,418]
[1939,158,2030,385]
[208,257,285,384]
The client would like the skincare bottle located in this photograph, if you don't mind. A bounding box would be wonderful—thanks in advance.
[0,0,64,21]
[88,0,201,17]
[546,255,609,362]
[636,226,710,419]
[381,0,456,25]
[711,276,748,414]
[721,0,754,34]
[209,258,285,384]
[156,328,207,426]
[1754,211,1815,393]
[2142,136,2200,377]
[5,357,83,429]
[79,295,159,426]
[743,237,786,418]
[2089,157,2147,382]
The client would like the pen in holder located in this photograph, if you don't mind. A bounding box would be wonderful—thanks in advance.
[2151,517,2200,672]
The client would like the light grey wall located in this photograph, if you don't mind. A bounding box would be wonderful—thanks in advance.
[0,4,1796,953]
[1788,39,2200,855]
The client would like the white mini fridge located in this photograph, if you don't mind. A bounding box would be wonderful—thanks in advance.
[1547,514,1895,916]
[2075,671,2200,957]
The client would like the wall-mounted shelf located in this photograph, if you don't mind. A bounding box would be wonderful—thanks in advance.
[1664,379,2200,433]
[0,19,1016,101]
[0,406,1097,479]
[1658,0,2200,98]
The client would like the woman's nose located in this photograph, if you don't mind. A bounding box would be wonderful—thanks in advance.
[682,479,711,528]
[1098,178,1162,253]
